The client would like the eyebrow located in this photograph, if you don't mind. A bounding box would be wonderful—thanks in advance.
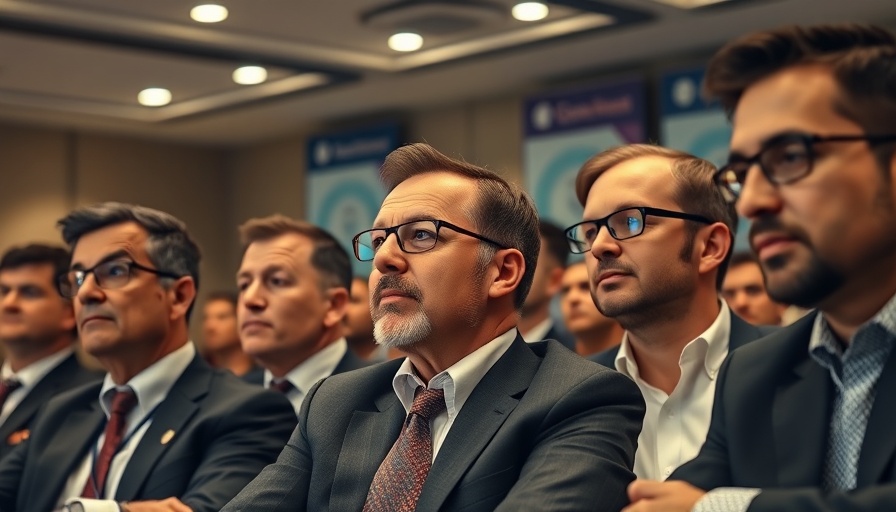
[70,249,131,271]
[371,215,439,228]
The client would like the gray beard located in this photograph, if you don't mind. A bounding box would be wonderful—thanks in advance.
[373,306,433,349]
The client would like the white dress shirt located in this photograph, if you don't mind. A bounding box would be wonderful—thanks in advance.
[391,328,516,461]
[0,347,74,424]
[264,338,348,416]
[58,341,196,511]
[520,317,553,343]
[615,302,732,480]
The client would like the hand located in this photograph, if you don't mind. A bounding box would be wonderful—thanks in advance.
[622,479,706,512]
[120,498,192,512]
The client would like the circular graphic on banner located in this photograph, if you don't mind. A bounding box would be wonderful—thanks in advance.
[689,128,732,168]
[531,102,553,132]
[672,77,698,109]
[535,147,597,226]
[313,141,333,167]
[317,184,382,274]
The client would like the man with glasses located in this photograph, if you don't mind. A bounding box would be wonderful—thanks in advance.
[0,202,296,512]
[569,144,774,481]
[624,24,896,512]
[224,143,644,511]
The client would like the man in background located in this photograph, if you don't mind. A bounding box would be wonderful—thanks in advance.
[560,260,623,356]
[202,291,255,376]
[519,220,575,349]
[343,276,383,361]
[721,252,788,326]
[237,215,366,416]
[0,244,100,460]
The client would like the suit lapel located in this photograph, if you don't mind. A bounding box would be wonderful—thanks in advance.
[415,337,539,510]
[329,391,405,511]
[0,355,79,446]
[772,318,831,487]
[856,344,896,486]
[114,359,207,501]
[728,312,764,351]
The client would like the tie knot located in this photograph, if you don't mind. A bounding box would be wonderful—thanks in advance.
[269,380,294,394]
[110,388,138,416]
[410,387,445,421]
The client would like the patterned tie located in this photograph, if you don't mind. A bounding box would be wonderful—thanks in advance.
[82,388,138,498]
[363,386,446,512]
[821,323,893,491]
[269,380,294,394]
[0,378,22,411]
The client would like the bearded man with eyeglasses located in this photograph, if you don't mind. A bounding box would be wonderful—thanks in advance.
[224,142,644,512]
[567,143,777,484]
[0,202,296,512]
[624,23,896,512]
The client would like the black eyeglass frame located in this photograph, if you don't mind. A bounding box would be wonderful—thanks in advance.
[564,206,713,254]
[57,260,182,298]
[713,132,896,203]
[352,219,510,262]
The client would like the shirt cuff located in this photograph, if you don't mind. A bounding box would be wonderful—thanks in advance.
[693,488,761,512]
[63,498,122,512]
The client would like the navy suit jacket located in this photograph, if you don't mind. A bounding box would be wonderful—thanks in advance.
[223,336,646,511]
[0,353,101,461]
[0,355,296,512]
[242,347,368,387]
[588,311,777,368]
[672,312,896,511]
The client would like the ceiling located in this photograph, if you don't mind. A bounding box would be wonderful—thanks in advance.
[0,0,893,146]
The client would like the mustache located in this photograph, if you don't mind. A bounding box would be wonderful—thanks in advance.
[372,275,423,306]
[596,259,635,276]
[748,215,810,248]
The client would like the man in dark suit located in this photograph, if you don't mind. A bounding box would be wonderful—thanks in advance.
[567,143,774,481]
[224,143,645,511]
[236,215,366,416]
[0,203,296,512]
[0,244,101,460]
[519,220,576,350]
[624,24,896,512]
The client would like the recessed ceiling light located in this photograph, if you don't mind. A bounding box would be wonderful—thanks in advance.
[647,0,733,8]
[190,4,228,23]
[388,32,423,52]
[233,65,268,85]
[512,2,549,21]
[138,88,172,107]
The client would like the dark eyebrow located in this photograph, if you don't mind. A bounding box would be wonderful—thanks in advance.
[371,216,439,229]
[70,250,131,271]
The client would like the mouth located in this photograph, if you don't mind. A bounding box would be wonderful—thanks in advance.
[595,271,629,286]
[80,315,113,328]
[751,233,798,261]
[377,289,414,306]
[241,320,273,331]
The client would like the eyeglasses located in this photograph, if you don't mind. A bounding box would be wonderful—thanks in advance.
[564,207,712,254]
[714,132,896,203]
[352,219,509,262]
[57,260,181,298]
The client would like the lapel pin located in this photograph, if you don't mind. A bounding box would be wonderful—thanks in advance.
[6,429,29,445]
[161,429,175,445]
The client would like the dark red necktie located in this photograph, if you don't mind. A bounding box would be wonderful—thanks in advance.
[0,379,22,411]
[269,380,294,394]
[82,388,138,498]
[363,386,446,512]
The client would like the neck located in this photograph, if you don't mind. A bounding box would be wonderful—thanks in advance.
[101,337,188,385]
[818,256,896,343]
[260,327,342,379]
[623,293,721,395]
[406,306,516,383]
[3,336,72,374]
[518,305,550,338]
[574,322,624,357]
[207,344,255,376]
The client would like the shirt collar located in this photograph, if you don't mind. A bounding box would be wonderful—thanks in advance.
[1,347,74,387]
[615,301,732,381]
[810,290,896,358]
[521,317,553,343]
[264,338,348,393]
[99,341,196,419]
[392,328,517,420]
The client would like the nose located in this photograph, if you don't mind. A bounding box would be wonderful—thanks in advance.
[240,281,266,312]
[76,272,105,306]
[736,165,783,220]
[0,291,20,312]
[589,224,622,261]
[372,232,409,275]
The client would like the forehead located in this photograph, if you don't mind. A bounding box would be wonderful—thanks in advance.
[730,65,862,153]
[375,171,478,226]
[239,232,314,272]
[71,221,149,267]
[562,263,589,283]
[727,261,763,280]
[204,299,235,313]
[584,155,678,216]
[0,263,55,286]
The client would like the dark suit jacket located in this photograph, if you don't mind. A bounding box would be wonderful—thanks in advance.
[242,347,369,387]
[223,336,646,512]
[672,312,896,511]
[588,311,777,368]
[0,353,101,460]
[0,355,297,512]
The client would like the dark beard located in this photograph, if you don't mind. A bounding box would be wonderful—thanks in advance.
[763,252,844,309]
